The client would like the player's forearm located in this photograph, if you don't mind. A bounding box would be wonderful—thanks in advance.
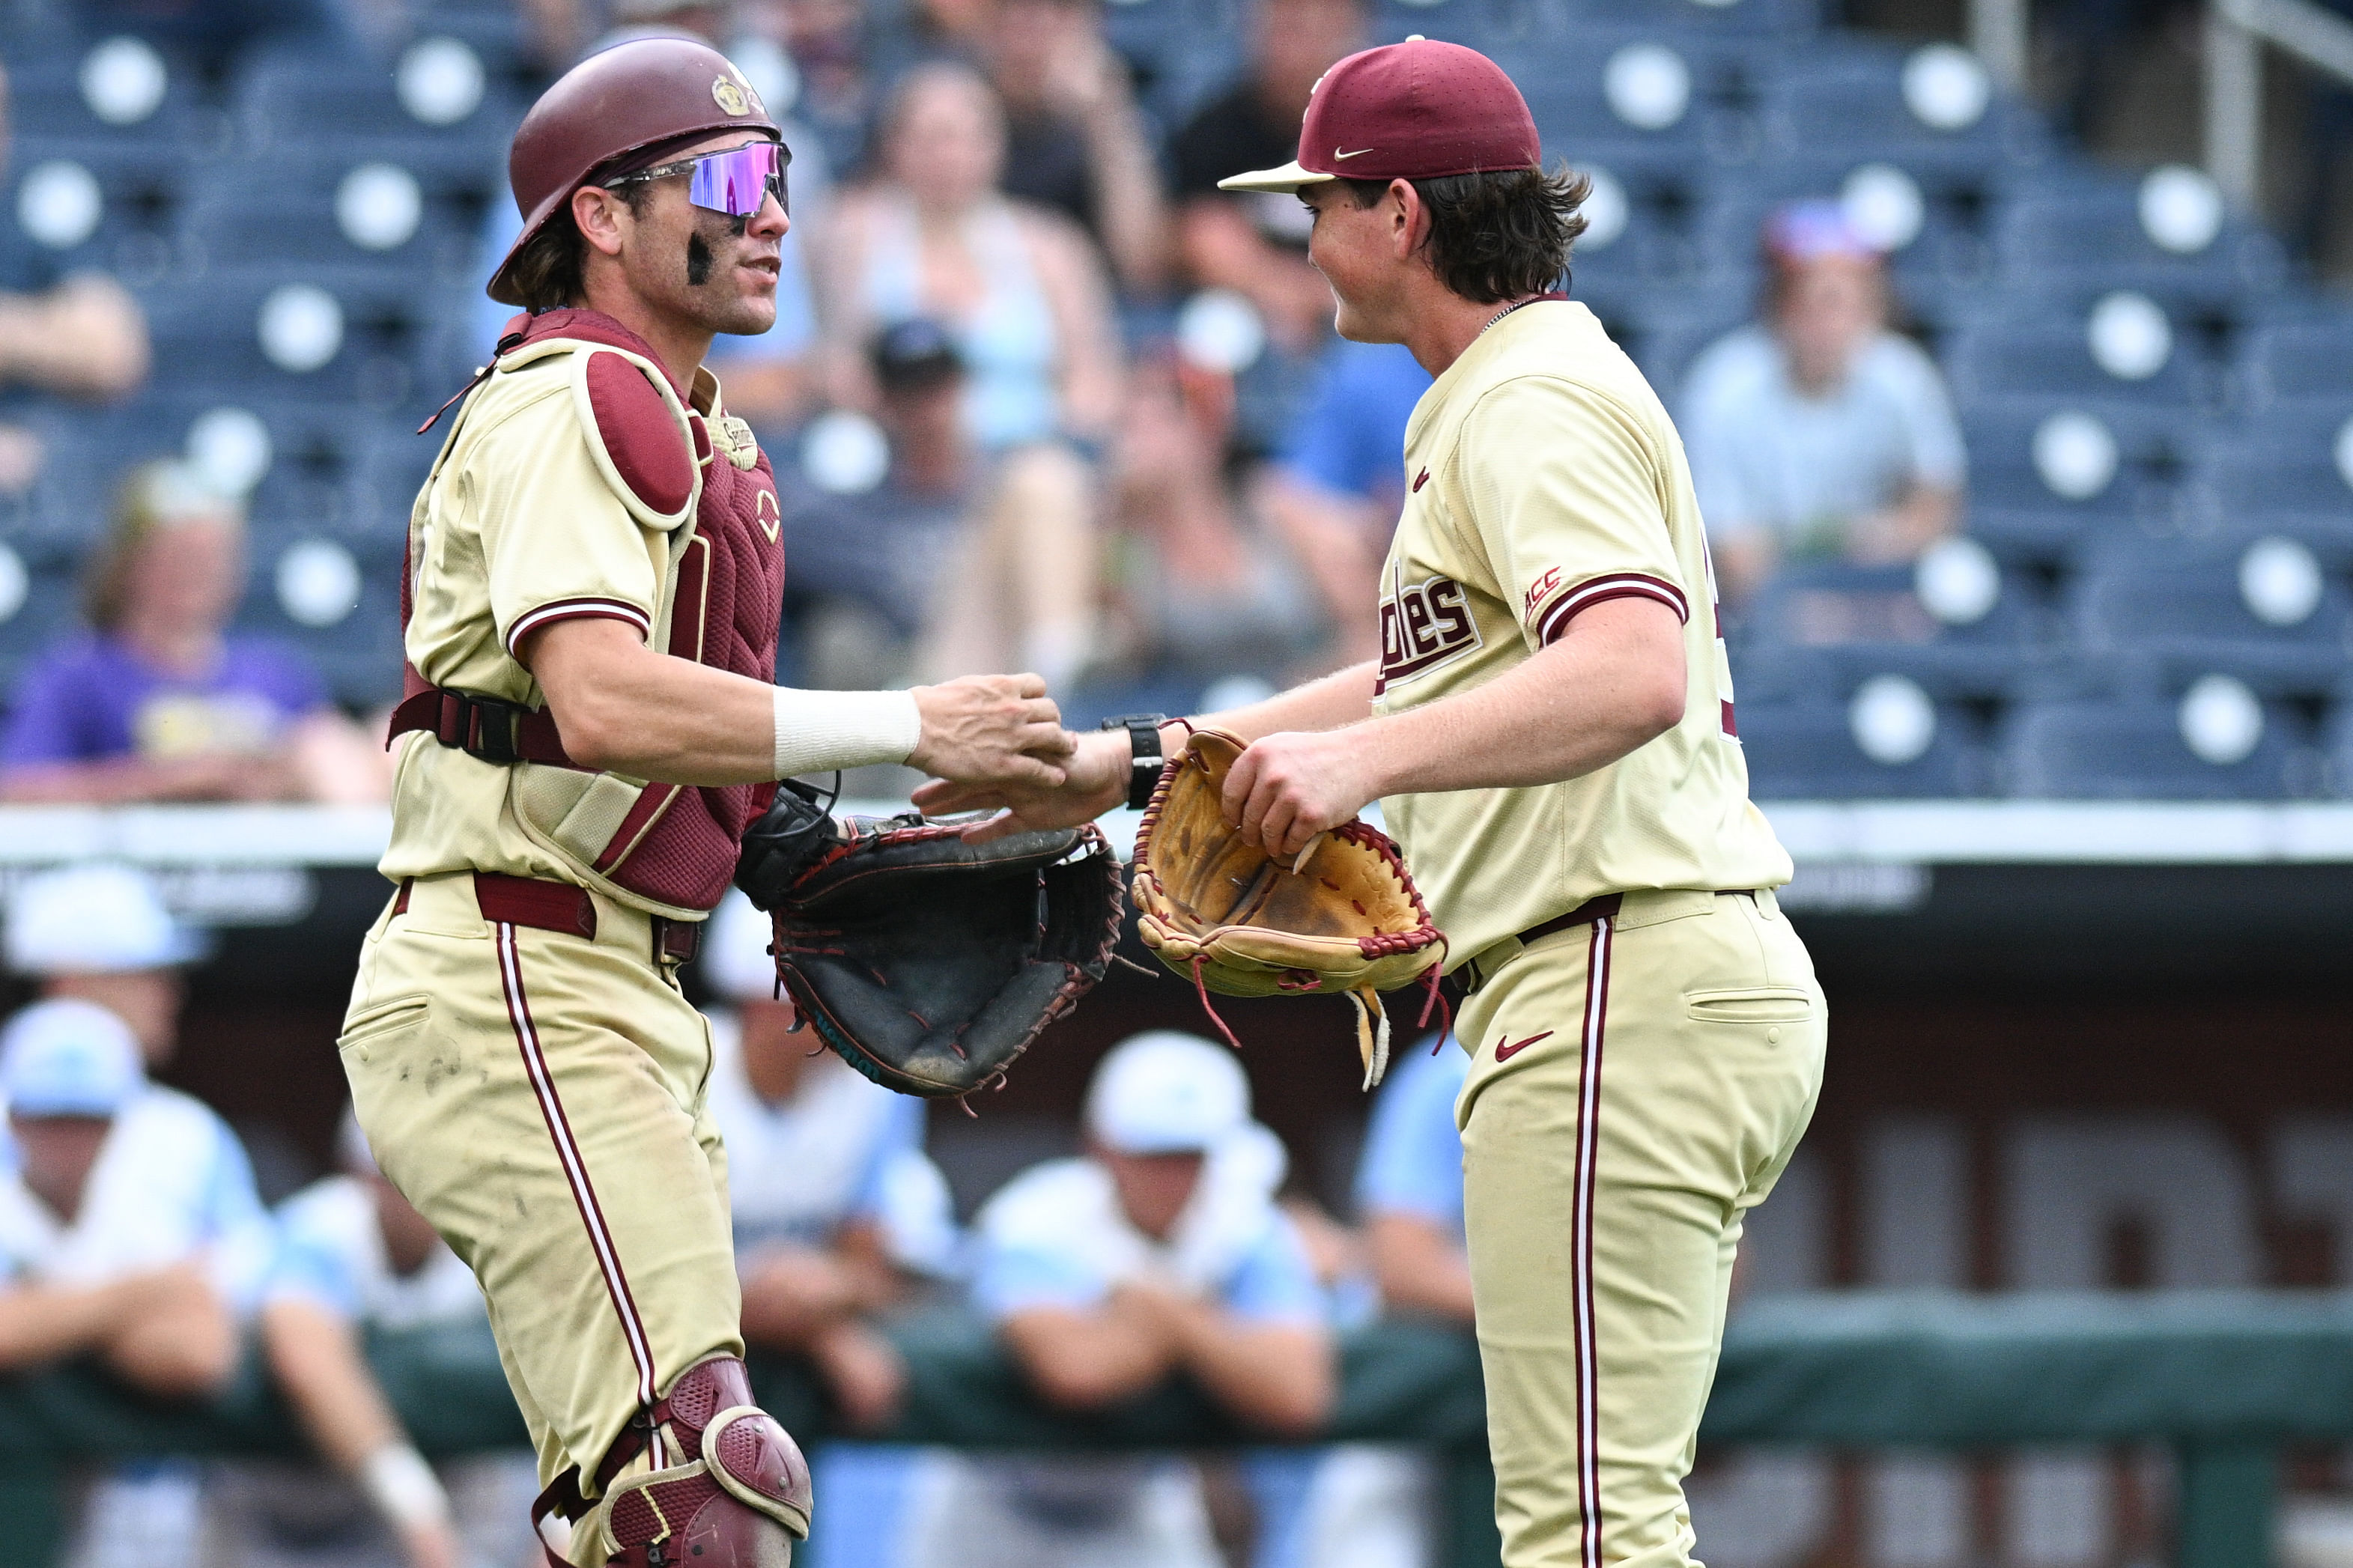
[1193,660,1379,745]
[1169,1313,1333,1436]
[1364,601,1685,796]
[525,619,915,785]
[262,1298,407,1470]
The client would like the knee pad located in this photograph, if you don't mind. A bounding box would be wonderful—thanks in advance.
[568,1355,814,1568]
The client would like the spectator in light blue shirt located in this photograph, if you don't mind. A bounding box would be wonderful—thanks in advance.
[902,1030,1335,1568]
[1260,339,1431,666]
[1355,1041,1473,1323]
[699,893,957,1439]
[212,1116,538,1568]
[1679,200,1967,607]
[0,997,276,1568]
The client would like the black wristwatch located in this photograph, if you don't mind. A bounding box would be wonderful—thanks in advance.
[1099,713,1170,811]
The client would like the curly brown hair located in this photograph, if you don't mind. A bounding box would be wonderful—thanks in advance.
[500,181,661,313]
[1341,163,1592,304]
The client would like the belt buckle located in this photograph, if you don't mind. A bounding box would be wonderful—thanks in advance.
[464,696,522,766]
[652,917,699,967]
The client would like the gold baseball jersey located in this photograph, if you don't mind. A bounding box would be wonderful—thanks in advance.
[381,332,771,917]
[1371,299,1791,967]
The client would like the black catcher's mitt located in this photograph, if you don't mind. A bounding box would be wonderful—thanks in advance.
[734,785,1124,1098]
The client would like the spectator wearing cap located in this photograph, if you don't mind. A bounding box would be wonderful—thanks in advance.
[3,864,277,1268]
[977,0,1174,293]
[204,1113,535,1568]
[1678,200,1967,607]
[1168,0,1367,355]
[7,861,205,1071]
[787,319,1102,693]
[699,892,956,1434]
[0,461,385,803]
[0,997,275,1564]
[1255,338,1430,666]
[902,1030,1333,1568]
[812,61,1123,455]
[0,59,151,502]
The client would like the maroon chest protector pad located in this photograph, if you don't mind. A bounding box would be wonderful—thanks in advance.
[392,307,784,914]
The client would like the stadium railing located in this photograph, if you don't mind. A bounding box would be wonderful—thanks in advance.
[3,1289,2347,1567]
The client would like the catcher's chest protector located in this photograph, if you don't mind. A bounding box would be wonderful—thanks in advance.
[406,309,786,914]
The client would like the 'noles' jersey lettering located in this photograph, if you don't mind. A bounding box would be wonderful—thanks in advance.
[1378,568,1482,693]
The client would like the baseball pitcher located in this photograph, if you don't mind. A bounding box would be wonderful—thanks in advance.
[341,37,1072,1568]
[919,40,1828,1568]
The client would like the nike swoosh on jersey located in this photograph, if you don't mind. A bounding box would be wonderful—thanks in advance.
[1332,147,1374,159]
[1493,1030,1552,1062]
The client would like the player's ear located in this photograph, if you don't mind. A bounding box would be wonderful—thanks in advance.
[1389,178,1424,258]
[573,185,631,259]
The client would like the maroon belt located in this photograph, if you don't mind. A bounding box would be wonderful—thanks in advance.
[1450,890,1758,1000]
[392,874,700,964]
[1515,891,1627,951]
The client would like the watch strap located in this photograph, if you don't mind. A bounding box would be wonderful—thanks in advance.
[1099,713,1168,811]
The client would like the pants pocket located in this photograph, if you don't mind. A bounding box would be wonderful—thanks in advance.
[1683,985,1815,1024]
[338,994,431,1062]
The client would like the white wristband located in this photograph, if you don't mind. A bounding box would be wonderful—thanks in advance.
[359,1441,451,1531]
[772,686,922,780]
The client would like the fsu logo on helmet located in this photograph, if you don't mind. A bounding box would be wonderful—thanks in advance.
[712,74,750,115]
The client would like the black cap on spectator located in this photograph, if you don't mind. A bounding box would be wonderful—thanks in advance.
[871,318,964,393]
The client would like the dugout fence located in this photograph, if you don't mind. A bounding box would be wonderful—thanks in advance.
[1,1289,2345,1567]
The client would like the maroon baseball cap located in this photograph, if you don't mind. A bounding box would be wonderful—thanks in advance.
[1218,37,1540,193]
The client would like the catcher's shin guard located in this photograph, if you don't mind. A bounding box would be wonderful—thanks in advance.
[539,1355,813,1567]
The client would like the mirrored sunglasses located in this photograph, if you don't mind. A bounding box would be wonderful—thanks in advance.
[606,142,787,218]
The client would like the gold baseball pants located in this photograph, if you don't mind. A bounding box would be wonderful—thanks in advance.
[1455,887,1826,1568]
[336,870,741,1562]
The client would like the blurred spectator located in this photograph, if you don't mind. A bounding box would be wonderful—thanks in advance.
[789,320,1100,690]
[1254,338,1429,665]
[1679,201,1966,607]
[0,1001,246,1391]
[813,61,1123,450]
[0,997,274,1567]
[1353,1042,1472,1323]
[74,0,356,67]
[980,0,1173,292]
[7,863,203,1071]
[0,461,385,803]
[1099,356,1321,693]
[702,893,956,1434]
[747,0,877,176]
[204,1114,536,1568]
[515,0,735,70]
[1167,0,1364,353]
[902,1030,1333,1568]
[0,62,152,500]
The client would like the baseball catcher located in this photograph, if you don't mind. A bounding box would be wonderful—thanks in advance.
[341,38,1078,1568]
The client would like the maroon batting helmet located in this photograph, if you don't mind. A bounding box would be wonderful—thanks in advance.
[487,37,783,306]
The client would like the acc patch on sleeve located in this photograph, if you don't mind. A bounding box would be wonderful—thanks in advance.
[579,350,697,526]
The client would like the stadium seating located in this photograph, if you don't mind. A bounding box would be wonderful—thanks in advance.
[0,1,2343,758]
[1999,694,2310,799]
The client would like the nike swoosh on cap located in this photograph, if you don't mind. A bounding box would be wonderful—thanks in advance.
[1332,147,1374,159]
